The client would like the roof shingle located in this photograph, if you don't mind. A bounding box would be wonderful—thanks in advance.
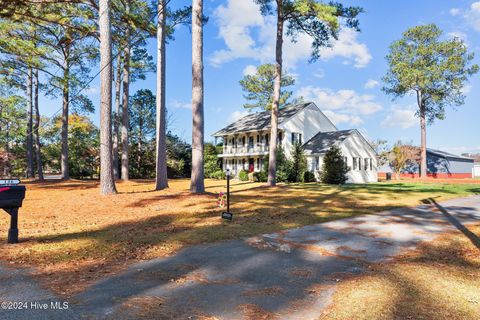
[213,103,311,136]
[302,129,356,154]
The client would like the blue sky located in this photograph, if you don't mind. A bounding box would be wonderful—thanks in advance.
[39,0,480,155]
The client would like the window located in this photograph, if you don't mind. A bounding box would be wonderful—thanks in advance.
[353,157,358,170]
[278,132,283,144]
[256,135,260,145]
[248,136,254,148]
[291,132,302,144]
[256,158,260,170]
[242,136,246,146]
[370,158,373,171]
[315,156,320,170]
[344,157,348,170]
[364,158,369,171]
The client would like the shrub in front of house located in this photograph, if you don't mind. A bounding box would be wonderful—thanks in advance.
[210,169,226,180]
[238,170,249,181]
[253,171,267,182]
[288,142,308,182]
[262,147,292,182]
[304,171,316,182]
[320,145,349,184]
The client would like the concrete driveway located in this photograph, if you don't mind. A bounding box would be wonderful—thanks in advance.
[1,196,479,319]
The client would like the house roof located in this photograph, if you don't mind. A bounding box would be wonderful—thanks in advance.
[212,102,312,136]
[302,129,356,154]
[427,148,474,162]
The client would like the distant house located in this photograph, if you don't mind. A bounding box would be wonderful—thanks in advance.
[379,149,475,179]
[474,163,480,178]
[213,102,377,183]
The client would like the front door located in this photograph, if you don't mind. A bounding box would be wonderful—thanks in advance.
[248,158,255,173]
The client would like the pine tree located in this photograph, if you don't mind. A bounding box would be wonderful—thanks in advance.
[320,146,348,184]
[253,0,362,186]
[289,142,307,182]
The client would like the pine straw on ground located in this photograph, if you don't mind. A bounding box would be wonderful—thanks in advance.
[0,178,478,296]
[319,224,480,320]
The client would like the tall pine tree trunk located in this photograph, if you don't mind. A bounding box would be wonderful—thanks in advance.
[26,68,34,178]
[61,50,70,180]
[267,1,284,186]
[155,0,168,190]
[418,91,427,178]
[121,0,131,181]
[33,68,43,181]
[190,0,205,193]
[113,53,122,180]
[99,0,117,195]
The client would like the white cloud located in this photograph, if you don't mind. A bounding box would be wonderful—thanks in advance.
[381,105,417,129]
[464,2,480,31]
[228,110,250,123]
[170,100,191,110]
[242,65,257,76]
[313,68,325,79]
[317,29,372,68]
[441,146,480,155]
[447,31,469,47]
[85,87,99,95]
[323,111,363,126]
[296,86,382,126]
[449,8,461,16]
[210,0,371,69]
[461,84,472,94]
[297,86,382,115]
[364,79,380,89]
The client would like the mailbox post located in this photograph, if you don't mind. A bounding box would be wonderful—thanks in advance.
[0,179,25,244]
[221,169,233,220]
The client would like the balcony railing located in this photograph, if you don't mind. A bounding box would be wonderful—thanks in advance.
[222,145,269,155]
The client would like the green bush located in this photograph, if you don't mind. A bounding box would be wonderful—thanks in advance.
[210,169,226,180]
[253,171,267,182]
[288,142,307,182]
[262,147,292,182]
[238,169,249,181]
[304,171,316,182]
[204,143,222,178]
[320,146,349,184]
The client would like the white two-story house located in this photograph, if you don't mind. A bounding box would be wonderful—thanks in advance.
[213,102,378,183]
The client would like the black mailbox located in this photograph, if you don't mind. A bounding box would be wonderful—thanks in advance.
[0,184,25,243]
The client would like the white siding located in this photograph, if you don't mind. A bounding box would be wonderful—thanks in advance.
[306,131,378,184]
[473,164,480,177]
[280,104,337,159]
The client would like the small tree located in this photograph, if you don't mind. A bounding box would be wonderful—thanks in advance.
[320,146,348,184]
[239,63,295,110]
[204,142,223,179]
[383,24,478,178]
[388,142,421,180]
[370,139,389,167]
[289,142,307,182]
[263,147,291,183]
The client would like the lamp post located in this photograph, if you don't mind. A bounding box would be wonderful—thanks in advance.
[222,168,233,220]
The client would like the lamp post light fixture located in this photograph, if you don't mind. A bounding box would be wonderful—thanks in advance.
[222,168,233,220]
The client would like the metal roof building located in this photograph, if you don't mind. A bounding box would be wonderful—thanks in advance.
[380,148,475,179]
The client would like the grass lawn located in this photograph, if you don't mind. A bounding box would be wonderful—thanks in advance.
[0,178,479,296]
[320,224,480,320]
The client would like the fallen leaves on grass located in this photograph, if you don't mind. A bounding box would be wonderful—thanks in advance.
[320,224,480,320]
[0,178,477,296]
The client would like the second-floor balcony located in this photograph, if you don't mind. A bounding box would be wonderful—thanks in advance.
[219,144,270,157]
